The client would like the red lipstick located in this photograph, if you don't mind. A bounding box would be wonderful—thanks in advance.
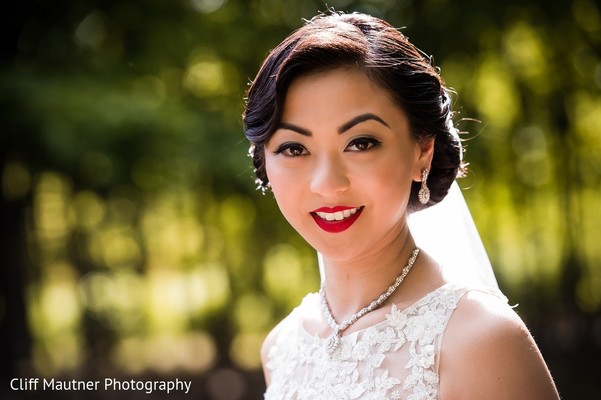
[310,206,363,233]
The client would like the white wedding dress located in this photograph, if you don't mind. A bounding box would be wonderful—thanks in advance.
[264,283,499,400]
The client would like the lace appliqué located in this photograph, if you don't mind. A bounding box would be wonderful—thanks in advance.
[264,284,466,400]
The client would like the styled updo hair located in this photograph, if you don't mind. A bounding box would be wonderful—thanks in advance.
[243,11,465,212]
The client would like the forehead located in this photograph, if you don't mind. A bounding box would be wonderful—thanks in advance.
[281,67,406,124]
[286,66,384,99]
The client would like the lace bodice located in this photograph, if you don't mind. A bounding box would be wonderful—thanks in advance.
[264,283,470,400]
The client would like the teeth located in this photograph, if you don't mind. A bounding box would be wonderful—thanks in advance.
[316,207,360,221]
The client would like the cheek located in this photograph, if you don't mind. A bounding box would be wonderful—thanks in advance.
[264,156,287,192]
[360,159,414,209]
[264,158,300,213]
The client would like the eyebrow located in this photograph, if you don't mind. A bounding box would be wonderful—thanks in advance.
[338,113,390,134]
[277,113,390,136]
[277,122,312,136]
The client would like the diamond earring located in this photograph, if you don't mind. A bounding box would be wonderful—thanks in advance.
[418,169,430,204]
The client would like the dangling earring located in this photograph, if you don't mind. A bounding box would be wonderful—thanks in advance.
[418,169,430,204]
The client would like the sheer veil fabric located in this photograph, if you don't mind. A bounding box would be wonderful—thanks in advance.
[318,181,501,292]
[407,181,500,289]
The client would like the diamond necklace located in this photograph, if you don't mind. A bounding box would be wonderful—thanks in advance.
[319,247,420,354]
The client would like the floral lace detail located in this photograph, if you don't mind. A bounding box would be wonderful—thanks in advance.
[264,283,468,400]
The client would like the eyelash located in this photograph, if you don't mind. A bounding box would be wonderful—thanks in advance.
[346,137,382,152]
[274,142,308,157]
[273,137,382,157]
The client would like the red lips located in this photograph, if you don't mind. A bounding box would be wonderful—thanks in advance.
[310,206,363,233]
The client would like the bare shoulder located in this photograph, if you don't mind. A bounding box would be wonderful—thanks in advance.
[440,289,560,400]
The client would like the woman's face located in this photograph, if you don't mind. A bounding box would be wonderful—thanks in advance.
[264,67,433,260]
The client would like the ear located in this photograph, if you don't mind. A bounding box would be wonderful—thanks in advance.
[413,138,435,181]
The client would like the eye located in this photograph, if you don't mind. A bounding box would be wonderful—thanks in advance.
[274,142,309,157]
[346,137,382,152]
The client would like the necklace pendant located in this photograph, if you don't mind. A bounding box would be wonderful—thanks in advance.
[326,331,341,354]
[319,248,419,356]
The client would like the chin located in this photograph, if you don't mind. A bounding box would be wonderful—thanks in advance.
[309,239,365,262]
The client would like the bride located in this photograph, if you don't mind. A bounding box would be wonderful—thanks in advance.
[243,11,560,400]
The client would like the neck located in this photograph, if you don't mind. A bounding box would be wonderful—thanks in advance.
[320,225,418,322]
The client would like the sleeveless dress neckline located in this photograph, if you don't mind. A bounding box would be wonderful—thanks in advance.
[297,282,454,342]
[265,282,475,400]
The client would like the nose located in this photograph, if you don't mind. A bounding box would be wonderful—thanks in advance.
[309,154,350,197]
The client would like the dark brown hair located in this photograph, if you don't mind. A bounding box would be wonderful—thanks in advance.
[243,11,465,211]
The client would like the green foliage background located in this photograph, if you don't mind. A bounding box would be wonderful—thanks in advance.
[1,0,600,398]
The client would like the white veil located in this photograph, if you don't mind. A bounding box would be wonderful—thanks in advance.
[407,181,500,289]
[319,181,501,291]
